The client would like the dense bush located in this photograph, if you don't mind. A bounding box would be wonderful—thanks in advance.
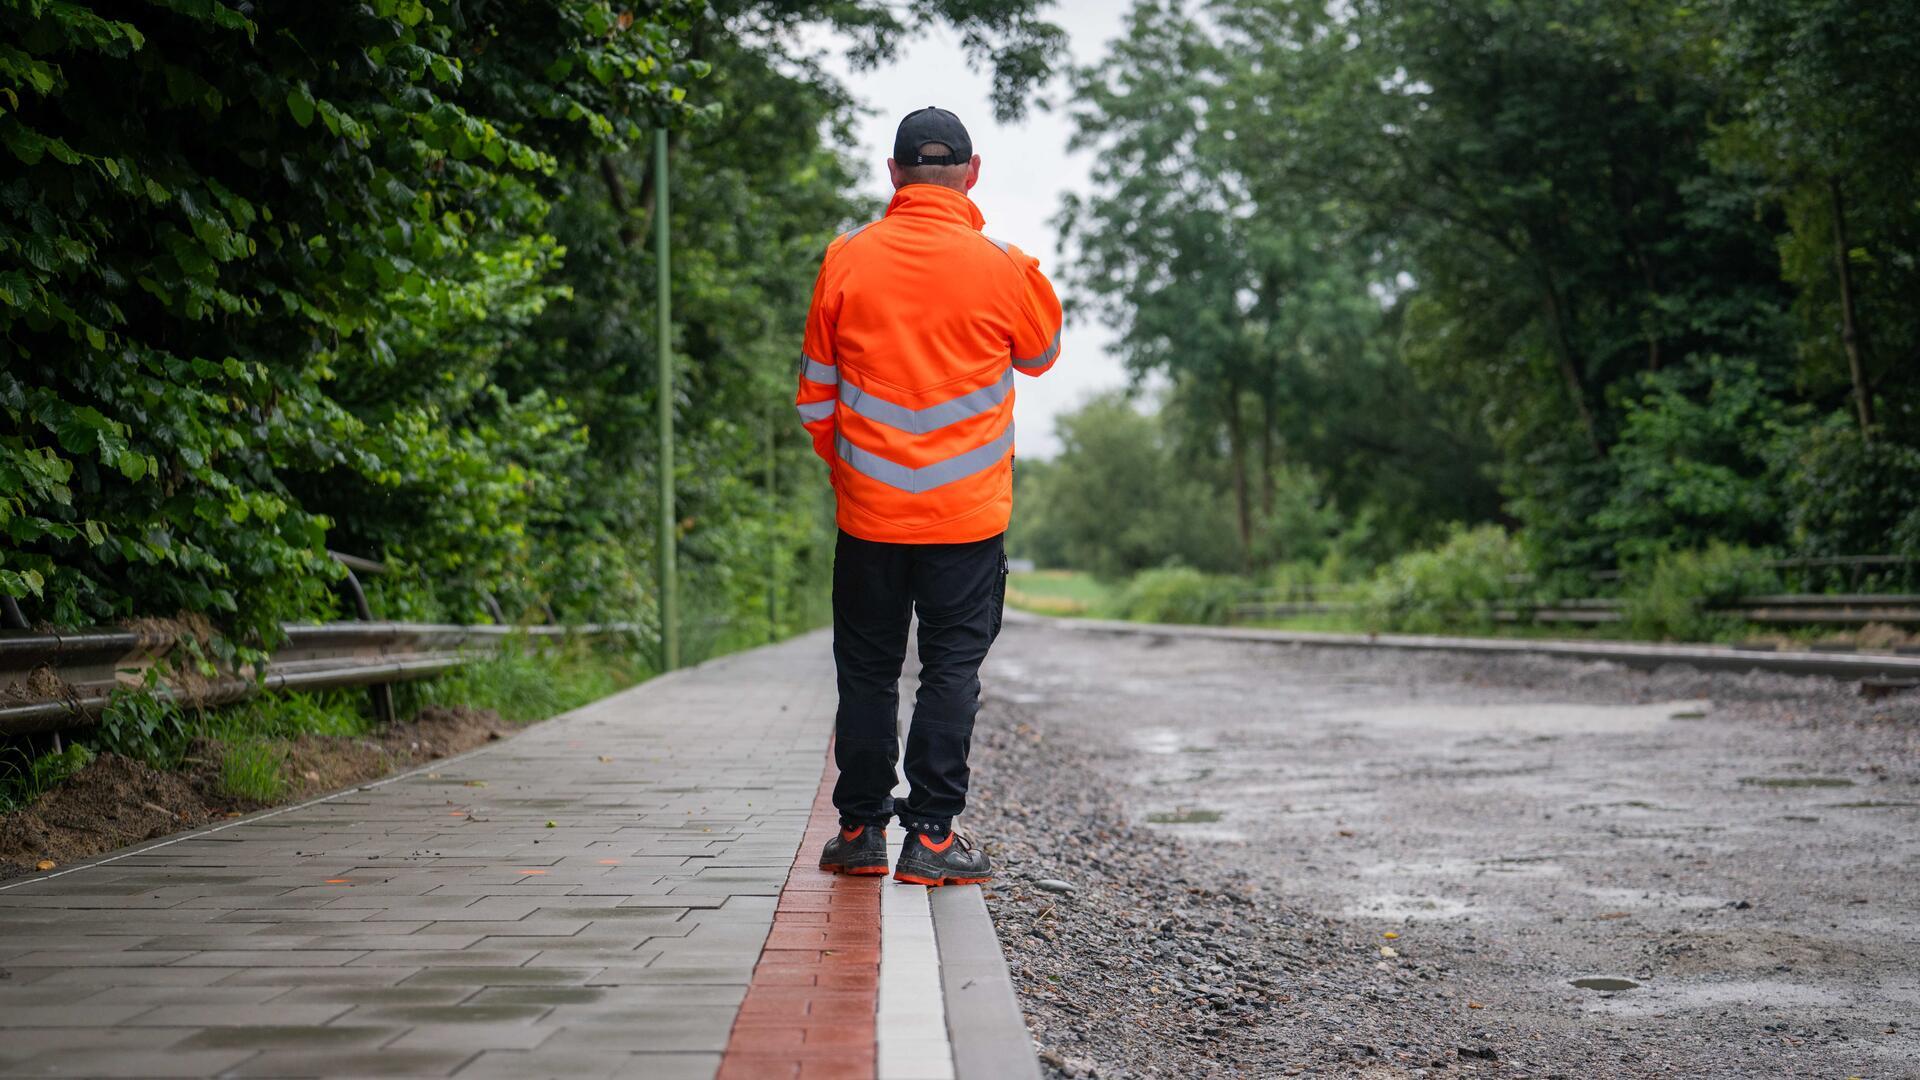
[1,1,705,651]
[1359,525,1530,634]
[1621,543,1782,641]
[4,1,1062,664]
[1591,358,1797,565]
[1775,420,1920,581]
[1111,567,1243,625]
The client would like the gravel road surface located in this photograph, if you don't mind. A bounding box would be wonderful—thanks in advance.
[968,616,1920,1079]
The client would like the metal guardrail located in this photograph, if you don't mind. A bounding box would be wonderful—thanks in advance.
[1036,614,1920,685]
[0,621,640,736]
[1230,594,1920,627]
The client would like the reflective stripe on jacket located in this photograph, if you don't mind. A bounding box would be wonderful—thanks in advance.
[794,183,1063,544]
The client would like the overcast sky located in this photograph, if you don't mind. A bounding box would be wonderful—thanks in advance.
[812,2,1133,458]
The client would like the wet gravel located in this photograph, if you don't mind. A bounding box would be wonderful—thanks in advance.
[967,618,1920,1078]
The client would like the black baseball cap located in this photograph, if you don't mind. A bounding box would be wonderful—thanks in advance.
[893,106,972,166]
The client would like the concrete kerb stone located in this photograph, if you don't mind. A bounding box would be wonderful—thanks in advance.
[928,885,1041,1080]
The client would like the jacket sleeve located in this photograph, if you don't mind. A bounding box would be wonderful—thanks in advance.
[1005,244,1064,378]
[794,247,841,465]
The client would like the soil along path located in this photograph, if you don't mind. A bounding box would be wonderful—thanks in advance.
[972,616,1920,1078]
[0,706,511,880]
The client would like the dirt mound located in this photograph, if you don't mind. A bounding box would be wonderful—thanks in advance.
[0,703,513,880]
[277,704,509,801]
[0,753,216,874]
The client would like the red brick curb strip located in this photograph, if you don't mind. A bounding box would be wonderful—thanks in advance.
[719,749,881,1080]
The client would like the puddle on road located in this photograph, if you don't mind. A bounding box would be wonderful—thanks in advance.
[1567,800,1681,814]
[1147,768,1213,787]
[1323,699,1711,736]
[1571,977,1640,991]
[1135,728,1218,755]
[1738,776,1856,788]
[1363,857,1563,879]
[1584,979,1857,1013]
[1146,808,1223,824]
[1345,893,1474,920]
[1582,886,1735,911]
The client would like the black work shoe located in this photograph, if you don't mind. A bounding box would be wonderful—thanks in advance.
[893,827,992,886]
[819,824,888,875]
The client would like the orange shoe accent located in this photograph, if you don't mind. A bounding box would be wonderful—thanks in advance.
[829,864,888,876]
[892,871,991,887]
[839,825,865,842]
[917,831,955,853]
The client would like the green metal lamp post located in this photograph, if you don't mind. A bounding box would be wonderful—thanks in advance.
[655,128,678,671]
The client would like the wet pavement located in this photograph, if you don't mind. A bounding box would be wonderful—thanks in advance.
[0,634,1037,1080]
[981,617,1920,1077]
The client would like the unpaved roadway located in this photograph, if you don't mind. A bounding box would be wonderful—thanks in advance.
[970,617,1920,1079]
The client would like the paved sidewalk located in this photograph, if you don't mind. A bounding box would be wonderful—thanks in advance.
[0,632,1033,1079]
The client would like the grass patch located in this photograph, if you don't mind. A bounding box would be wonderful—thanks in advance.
[1007,570,1115,616]
[0,742,96,813]
[398,639,652,725]
[204,691,372,743]
[219,740,287,802]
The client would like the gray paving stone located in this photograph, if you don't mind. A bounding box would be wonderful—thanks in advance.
[271,985,472,1006]
[342,948,540,967]
[537,1024,732,1052]
[229,1047,479,1077]
[36,965,237,987]
[0,1026,198,1063]
[0,1003,154,1027]
[0,986,100,1005]
[78,985,294,1005]
[451,1049,714,1080]
[398,966,601,988]
[414,919,592,936]
[174,1024,404,1050]
[216,967,419,988]
[174,949,366,967]
[126,1004,354,1027]
[0,1048,260,1077]
[0,633,837,1077]
[332,1002,551,1025]
[384,1023,558,1052]
[4,949,194,967]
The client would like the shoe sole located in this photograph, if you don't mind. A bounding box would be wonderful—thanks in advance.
[892,872,991,887]
[820,862,888,875]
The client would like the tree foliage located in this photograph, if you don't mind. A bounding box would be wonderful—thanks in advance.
[1,0,1060,654]
[1042,0,1920,583]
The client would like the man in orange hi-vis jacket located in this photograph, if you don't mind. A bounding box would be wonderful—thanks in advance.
[800,107,1062,887]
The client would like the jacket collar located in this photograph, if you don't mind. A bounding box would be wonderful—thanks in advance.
[884,183,986,230]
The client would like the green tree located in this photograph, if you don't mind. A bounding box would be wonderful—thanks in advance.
[1059,1,1497,570]
[1,0,1066,659]
[1711,0,1920,442]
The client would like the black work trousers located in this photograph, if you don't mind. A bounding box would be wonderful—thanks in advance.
[831,529,1006,832]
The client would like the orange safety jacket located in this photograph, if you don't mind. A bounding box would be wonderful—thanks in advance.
[795,184,1063,544]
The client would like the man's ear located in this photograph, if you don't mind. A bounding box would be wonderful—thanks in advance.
[887,158,905,189]
[965,154,982,191]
